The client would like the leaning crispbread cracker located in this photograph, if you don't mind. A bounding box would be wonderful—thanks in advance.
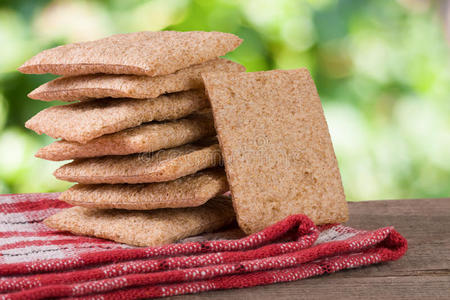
[26,90,209,144]
[28,59,245,101]
[203,69,348,234]
[54,141,222,184]
[44,196,235,247]
[59,168,228,210]
[36,113,215,161]
[18,31,242,76]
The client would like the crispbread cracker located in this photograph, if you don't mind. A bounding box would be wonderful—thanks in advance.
[26,90,209,144]
[28,59,245,101]
[44,196,235,247]
[59,168,228,210]
[54,142,222,184]
[18,31,242,76]
[203,69,348,234]
[36,113,215,161]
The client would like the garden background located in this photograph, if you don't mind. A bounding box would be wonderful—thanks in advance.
[0,0,449,201]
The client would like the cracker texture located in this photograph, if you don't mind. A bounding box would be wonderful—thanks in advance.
[18,31,242,76]
[36,113,215,161]
[44,197,235,247]
[28,59,245,101]
[59,168,228,210]
[203,69,348,234]
[54,142,222,184]
[26,90,209,143]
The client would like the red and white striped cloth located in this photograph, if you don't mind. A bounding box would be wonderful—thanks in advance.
[0,193,407,299]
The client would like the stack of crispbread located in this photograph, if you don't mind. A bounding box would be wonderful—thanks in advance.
[19,31,244,246]
[20,31,350,248]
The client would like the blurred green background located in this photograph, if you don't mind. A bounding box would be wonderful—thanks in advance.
[0,0,448,201]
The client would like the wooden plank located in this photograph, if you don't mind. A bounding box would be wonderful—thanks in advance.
[177,275,450,300]
[172,198,450,299]
[345,198,450,276]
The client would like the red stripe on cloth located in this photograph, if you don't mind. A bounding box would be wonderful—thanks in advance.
[0,236,119,251]
[0,199,70,214]
[0,193,60,204]
[89,252,381,300]
[0,193,407,300]
[0,231,61,238]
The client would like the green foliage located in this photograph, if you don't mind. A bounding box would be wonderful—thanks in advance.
[0,0,449,200]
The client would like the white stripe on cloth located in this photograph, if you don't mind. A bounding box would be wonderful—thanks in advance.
[1,244,75,263]
[314,226,360,245]
[0,222,49,233]
[0,235,81,247]
[0,208,62,224]
[0,243,129,263]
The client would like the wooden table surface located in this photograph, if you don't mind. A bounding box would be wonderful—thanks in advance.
[173,198,450,300]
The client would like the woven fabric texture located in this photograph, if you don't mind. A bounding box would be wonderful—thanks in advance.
[0,193,407,299]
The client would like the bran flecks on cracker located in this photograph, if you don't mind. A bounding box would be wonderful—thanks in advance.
[28,59,245,102]
[36,112,215,161]
[59,168,228,210]
[26,90,209,144]
[44,196,235,247]
[18,31,242,76]
[54,142,222,184]
[202,69,348,234]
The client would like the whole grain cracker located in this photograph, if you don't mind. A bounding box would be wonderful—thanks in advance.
[26,90,209,144]
[44,196,235,247]
[54,142,222,184]
[36,113,215,161]
[28,59,245,101]
[59,168,228,210]
[18,31,242,76]
[202,69,348,234]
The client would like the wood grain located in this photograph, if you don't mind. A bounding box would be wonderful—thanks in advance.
[172,198,450,299]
